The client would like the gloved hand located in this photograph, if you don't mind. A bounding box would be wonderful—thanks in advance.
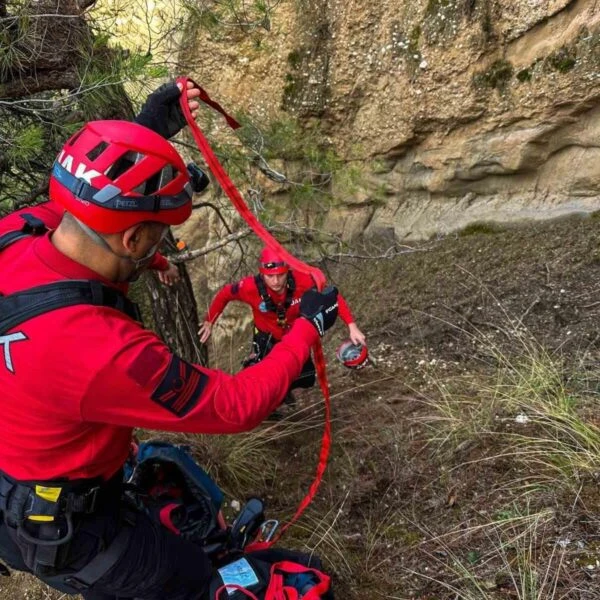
[299,286,338,337]
[134,82,187,139]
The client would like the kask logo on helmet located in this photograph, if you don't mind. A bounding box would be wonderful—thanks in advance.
[57,151,100,185]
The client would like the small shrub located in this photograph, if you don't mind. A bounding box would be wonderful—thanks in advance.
[473,59,514,90]
[547,46,577,73]
[516,68,531,82]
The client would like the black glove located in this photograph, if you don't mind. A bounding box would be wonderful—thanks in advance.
[134,82,187,139]
[299,286,338,337]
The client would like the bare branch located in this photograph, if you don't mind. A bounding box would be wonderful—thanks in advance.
[0,14,84,22]
[170,229,252,264]
[254,155,289,184]
[14,179,50,208]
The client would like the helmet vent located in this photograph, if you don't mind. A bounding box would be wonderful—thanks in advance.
[67,128,85,147]
[86,141,109,161]
[105,151,144,181]
[133,165,180,196]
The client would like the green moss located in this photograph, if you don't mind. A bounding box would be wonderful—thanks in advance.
[287,49,302,68]
[390,525,421,546]
[426,0,452,15]
[472,59,513,90]
[372,159,392,174]
[516,68,531,82]
[282,76,300,107]
[481,8,492,40]
[333,164,364,197]
[409,24,421,49]
[458,222,504,237]
[547,46,577,72]
[423,0,461,42]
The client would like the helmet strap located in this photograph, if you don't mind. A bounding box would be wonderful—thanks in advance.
[73,217,165,281]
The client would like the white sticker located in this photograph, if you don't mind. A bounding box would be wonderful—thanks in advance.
[218,557,259,595]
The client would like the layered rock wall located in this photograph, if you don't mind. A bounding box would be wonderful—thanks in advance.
[186,0,600,240]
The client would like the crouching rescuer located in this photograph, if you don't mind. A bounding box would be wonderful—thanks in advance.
[0,81,338,599]
[199,247,366,406]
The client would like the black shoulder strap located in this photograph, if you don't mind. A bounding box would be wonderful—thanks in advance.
[0,214,141,332]
[0,280,142,335]
[254,274,276,312]
[285,271,296,307]
[0,213,47,252]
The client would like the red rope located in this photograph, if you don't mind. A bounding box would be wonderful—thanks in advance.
[177,77,332,547]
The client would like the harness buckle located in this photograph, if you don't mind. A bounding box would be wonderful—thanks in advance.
[64,486,101,514]
[73,179,89,201]
[83,486,101,513]
[63,575,90,591]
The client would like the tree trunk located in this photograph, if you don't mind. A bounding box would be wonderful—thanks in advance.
[0,0,205,363]
[141,235,208,366]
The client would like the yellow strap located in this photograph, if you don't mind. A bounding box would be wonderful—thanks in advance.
[35,485,61,503]
[27,515,54,522]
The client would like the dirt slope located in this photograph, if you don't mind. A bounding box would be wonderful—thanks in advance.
[3,212,600,599]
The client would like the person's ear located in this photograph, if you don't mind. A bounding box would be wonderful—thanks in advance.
[122,224,145,254]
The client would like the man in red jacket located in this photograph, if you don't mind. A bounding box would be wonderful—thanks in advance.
[0,81,338,599]
[199,247,365,400]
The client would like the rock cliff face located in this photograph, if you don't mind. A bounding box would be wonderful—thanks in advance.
[187,0,600,241]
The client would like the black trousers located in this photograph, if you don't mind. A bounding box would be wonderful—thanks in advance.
[249,329,316,390]
[0,504,212,600]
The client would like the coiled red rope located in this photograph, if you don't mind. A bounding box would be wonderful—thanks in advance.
[177,77,332,548]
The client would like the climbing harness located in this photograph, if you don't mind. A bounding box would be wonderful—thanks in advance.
[0,214,141,586]
[254,272,296,329]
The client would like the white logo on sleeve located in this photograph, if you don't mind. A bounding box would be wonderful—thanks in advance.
[0,332,27,374]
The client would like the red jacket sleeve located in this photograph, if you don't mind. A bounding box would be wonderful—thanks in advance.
[81,317,319,433]
[336,292,355,325]
[203,276,253,323]
[149,252,169,271]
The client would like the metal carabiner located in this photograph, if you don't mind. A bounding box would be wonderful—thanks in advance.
[259,519,279,543]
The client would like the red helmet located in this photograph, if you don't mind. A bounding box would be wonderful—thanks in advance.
[336,340,369,369]
[49,120,193,234]
[258,247,289,275]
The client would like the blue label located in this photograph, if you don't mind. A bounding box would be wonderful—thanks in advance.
[258,301,268,313]
[218,558,259,594]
